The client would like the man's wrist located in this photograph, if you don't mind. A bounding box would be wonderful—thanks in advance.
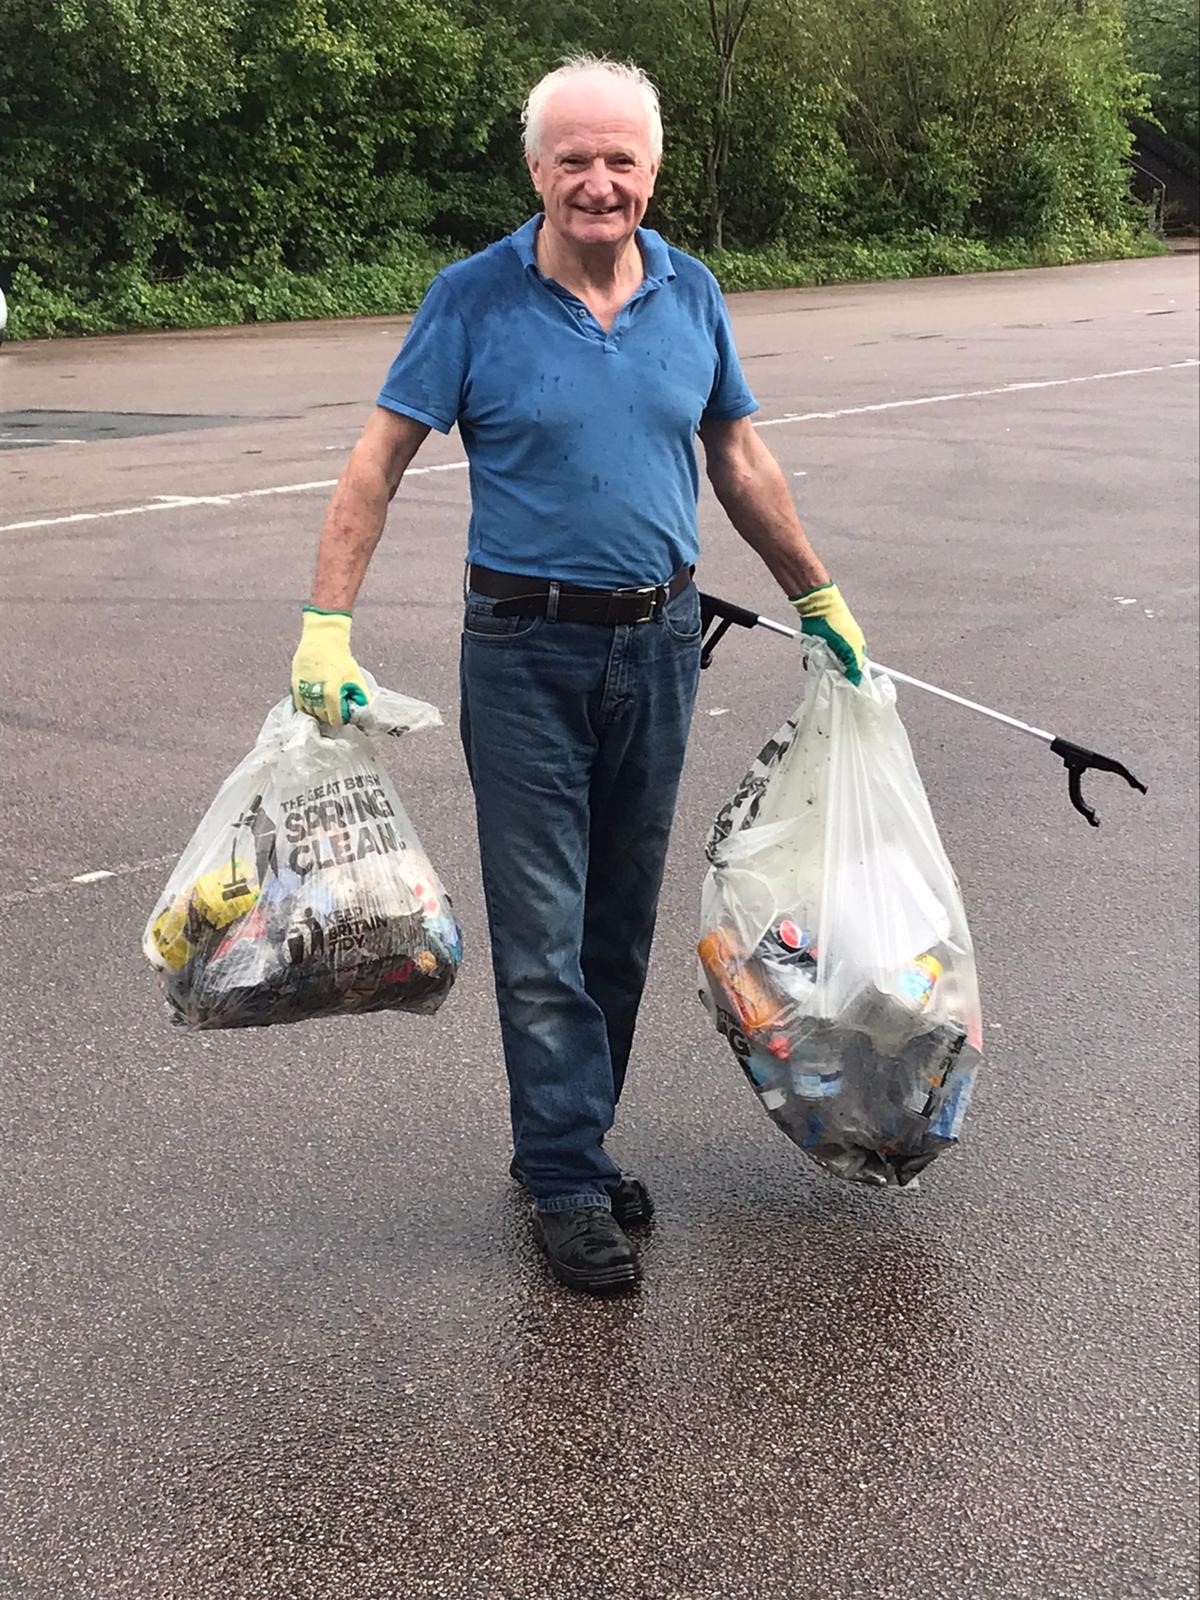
[788,581,833,604]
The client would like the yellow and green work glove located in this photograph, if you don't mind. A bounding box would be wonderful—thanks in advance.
[789,582,866,687]
[290,606,372,724]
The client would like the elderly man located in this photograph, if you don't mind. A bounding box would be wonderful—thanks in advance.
[291,55,865,1294]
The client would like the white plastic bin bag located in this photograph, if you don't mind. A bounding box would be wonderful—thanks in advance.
[143,682,461,1030]
[698,648,982,1187]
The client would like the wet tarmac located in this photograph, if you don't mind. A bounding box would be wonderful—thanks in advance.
[1,255,1197,1599]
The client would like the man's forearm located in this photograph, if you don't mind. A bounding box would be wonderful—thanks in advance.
[309,454,393,612]
[708,441,830,597]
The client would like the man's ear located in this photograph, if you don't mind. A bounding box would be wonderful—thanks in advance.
[526,153,543,197]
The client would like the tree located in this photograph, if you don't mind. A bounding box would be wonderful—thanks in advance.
[1125,0,1200,152]
[704,0,755,247]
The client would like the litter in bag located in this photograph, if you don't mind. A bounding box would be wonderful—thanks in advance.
[698,645,982,1188]
[143,681,462,1030]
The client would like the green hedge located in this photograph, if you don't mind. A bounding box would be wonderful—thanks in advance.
[0,0,1168,337]
[5,228,1164,342]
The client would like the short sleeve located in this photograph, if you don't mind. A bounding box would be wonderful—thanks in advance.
[376,273,469,434]
[703,285,758,423]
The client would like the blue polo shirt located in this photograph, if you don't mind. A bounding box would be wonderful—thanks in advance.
[376,215,758,590]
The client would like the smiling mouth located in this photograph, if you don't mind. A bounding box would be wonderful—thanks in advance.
[575,205,621,215]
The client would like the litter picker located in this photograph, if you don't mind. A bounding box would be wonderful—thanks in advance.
[697,591,1147,829]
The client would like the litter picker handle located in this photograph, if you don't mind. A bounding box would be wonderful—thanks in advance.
[696,590,1147,828]
[699,592,762,668]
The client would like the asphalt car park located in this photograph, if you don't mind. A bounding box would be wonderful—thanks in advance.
[1,253,1197,1600]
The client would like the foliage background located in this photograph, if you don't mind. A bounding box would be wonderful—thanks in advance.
[1125,0,1199,154]
[0,0,1183,337]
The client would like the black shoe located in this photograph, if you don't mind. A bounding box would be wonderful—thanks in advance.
[509,1156,655,1229]
[532,1207,641,1294]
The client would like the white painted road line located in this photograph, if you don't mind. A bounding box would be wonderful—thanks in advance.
[754,359,1200,427]
[0,478,339,533]
[0,432,88,444]
[2,360,1195,535]
[0,853,180,910]
[0,460,471,535]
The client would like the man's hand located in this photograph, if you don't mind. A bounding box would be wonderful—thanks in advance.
[790,583,866,686]
[291,408,430,723]
[291,607,371,724]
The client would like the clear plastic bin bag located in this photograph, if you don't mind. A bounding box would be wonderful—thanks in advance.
[698,646,982,1187]
[143,681,461,1030]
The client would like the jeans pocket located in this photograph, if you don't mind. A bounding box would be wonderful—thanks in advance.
[463,591,543,641]
[662,582,702,643]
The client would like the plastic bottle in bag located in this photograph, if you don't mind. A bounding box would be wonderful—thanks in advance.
[787,1032,844,1099]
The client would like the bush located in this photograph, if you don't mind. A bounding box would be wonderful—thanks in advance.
[0,0,1163,334]
[4,243,463,340]
[6,228,1163,342]
[1126,0,1200,153]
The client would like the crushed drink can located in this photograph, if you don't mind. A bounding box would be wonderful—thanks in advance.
[895,951,942,1010]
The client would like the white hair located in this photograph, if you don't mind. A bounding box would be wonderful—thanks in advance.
[522,54,663,163]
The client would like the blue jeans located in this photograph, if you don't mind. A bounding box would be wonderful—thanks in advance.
[459,581,702,1213]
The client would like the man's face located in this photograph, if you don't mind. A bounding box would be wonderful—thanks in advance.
[527,78,659,253]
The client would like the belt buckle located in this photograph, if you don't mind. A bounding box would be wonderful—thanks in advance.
[620,583,667,623]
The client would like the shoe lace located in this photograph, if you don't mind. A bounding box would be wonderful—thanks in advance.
[558,1208,626,1257]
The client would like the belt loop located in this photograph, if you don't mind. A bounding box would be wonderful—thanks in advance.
[546,580,561,622]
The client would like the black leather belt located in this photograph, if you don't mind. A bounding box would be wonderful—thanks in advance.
[467,563,693,625]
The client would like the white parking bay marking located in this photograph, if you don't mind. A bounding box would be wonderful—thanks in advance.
[2,361,1195,536]
[0,460,470,534]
